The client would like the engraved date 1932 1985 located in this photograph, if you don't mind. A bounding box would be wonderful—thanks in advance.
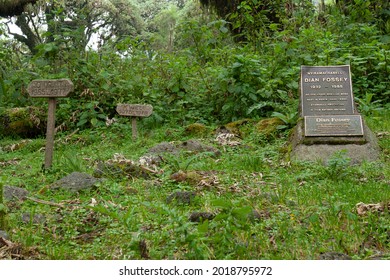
[212,266,272,276]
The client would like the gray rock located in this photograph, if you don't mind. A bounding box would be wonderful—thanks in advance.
[145,140,221,160]
[94,161,152,179]
[21,213,46,224]
[147,142,177,154]
[93,161,125,178]
[179,140,221,156]
[189,212,215,222]
[51,172,100,192]
[3,186,29,201]
[0,229,9,239]
[166,191,196,205]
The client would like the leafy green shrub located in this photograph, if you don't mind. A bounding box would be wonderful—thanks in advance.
[355,93,384,116]
[0,0,388,131]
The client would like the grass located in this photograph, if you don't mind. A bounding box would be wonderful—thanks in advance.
[0,111,389,260]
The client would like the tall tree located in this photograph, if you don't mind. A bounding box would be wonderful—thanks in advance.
[333,0,389,33]
[199,0,314,41]
[199,0,240,18]
[3,0,144,54]
[198,0,282,41]
[149,6,179,51]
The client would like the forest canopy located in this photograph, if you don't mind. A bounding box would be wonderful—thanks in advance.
[0,0,389,128]
[0,0,37,17]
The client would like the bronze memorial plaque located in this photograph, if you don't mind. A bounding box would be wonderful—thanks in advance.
[116,104,153,117]
[300,65,354,116]
[305,115,364,136]
[27,79,74,98]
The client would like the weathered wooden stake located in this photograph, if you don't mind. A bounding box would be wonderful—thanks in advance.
[27,79,73,169]
[116,104,153,140]
[132,117,138,140]
[45,98,57,169]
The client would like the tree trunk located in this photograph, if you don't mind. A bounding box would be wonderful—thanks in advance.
[0,0,37,17]
[320,0,326,12]
[14,15,41,54]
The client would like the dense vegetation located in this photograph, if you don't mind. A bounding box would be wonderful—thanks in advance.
[1,0,389,127]
[0,0,389,260]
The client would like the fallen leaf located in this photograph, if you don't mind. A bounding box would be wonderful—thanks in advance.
[89,198,98,207]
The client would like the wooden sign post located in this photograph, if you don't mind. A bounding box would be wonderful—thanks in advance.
[116,104,153,140]
[27,79,74,169]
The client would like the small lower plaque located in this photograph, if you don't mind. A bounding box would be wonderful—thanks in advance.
[305,115,364,136]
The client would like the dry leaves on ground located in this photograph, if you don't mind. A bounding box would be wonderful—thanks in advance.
[356,202,390,216]
[215,132,241,147]
[0,237,41,260]
[0,158,20,167]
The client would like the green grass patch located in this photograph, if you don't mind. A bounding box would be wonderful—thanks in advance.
[1,114,389,260]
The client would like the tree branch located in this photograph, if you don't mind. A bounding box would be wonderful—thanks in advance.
[15,14,40,54]
[27,12,42,44]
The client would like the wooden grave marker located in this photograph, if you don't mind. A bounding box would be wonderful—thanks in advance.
[27,79,74,169]
[116,104,153,139]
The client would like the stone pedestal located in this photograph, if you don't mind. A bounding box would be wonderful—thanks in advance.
[289,119,380,164]
[289,65,381,164]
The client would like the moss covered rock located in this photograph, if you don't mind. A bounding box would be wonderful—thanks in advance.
[170,170,203,185]
[255,117,284,136]
[184,123,209,137]
[0,107,46,138]
[225,119,254,137]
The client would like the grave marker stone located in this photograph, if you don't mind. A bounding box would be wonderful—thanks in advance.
[116,104,153,140]
[27,79,74,169]
[300,65,364,137]
[289,65,380,164]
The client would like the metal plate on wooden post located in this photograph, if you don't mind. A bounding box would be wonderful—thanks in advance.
[27,79,74,98]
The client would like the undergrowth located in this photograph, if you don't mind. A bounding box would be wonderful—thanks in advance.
[0,111,389,260]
